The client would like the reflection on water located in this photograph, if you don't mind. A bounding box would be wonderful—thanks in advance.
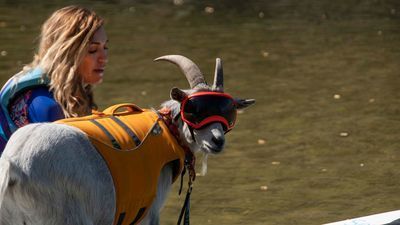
[1,1,400,224]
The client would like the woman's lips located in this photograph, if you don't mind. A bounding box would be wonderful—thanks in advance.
[94,68,104,74]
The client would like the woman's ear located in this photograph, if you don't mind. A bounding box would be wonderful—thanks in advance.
[170,87,188,102]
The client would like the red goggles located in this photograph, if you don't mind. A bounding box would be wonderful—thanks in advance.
[180,92,237,132]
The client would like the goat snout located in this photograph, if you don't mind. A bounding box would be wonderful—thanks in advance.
[212,136,225,150]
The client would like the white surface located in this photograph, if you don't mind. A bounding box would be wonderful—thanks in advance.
[324,210,400,225]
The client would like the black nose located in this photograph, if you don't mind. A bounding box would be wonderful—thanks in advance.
[212,136,225,149]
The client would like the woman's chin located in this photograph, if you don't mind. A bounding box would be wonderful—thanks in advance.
[93,77,103,85]
[84,76,103,85]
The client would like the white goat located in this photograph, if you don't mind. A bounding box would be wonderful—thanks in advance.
[0,55,254,225]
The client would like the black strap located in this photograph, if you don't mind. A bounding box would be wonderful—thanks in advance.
[110,116,141,147]
[179,167,186,195]
[188,126,196,143]
[90,119,121,149]
[130,207,146,225]
[116,212,126,225]
[177,186,192,225]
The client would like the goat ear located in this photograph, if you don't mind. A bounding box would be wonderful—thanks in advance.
[170,87,187,102]
[235,98,255,109]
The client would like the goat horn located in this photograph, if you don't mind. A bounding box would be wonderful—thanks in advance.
[212,58,223,91]
[154,55,206,89]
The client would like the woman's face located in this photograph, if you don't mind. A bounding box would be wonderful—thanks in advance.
[79,26,108,85]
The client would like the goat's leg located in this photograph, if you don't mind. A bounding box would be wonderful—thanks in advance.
[139,163,173,225]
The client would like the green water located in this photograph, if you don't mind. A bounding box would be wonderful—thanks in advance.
[1,1,399,224]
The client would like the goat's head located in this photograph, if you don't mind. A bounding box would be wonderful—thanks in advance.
[155,55,255,155]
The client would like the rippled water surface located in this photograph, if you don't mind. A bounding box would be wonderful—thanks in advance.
[1,1,399,224]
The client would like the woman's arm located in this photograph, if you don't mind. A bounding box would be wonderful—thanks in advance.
[9,87,64,127]
[27,87,64,122]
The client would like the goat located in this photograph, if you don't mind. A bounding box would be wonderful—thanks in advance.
[0,55,254,225]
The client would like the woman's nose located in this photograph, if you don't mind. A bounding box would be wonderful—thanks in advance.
[98,49,108,64]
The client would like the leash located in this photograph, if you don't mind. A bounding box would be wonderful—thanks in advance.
[177,150,196,225]
[177,183,192,225]
[158,107,196,225]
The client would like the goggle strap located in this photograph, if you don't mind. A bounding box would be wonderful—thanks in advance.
[188,125,196,143]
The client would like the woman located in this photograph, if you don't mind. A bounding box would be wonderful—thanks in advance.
[0,5,108,151]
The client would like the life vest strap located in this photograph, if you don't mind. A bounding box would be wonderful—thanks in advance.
[89,119,121,149]
[109,116,141,147]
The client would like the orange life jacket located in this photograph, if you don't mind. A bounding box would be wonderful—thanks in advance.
[56,103,185,225]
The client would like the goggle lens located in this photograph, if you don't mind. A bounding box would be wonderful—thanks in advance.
[181,93,237,131]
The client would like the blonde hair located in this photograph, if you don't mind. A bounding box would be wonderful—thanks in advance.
[26,5,103,117]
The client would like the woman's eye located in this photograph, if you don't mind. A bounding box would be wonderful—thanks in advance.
[88,49,97,54]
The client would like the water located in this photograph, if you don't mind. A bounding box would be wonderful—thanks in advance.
[0,1,399,224]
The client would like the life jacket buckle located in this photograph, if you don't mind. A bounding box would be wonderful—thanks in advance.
[151,123,162,136]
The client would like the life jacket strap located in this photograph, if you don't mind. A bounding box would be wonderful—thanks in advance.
[109,116,141,147]
[89,119,121,149]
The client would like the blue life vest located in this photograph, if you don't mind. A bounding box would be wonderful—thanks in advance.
[0,67,49,141]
